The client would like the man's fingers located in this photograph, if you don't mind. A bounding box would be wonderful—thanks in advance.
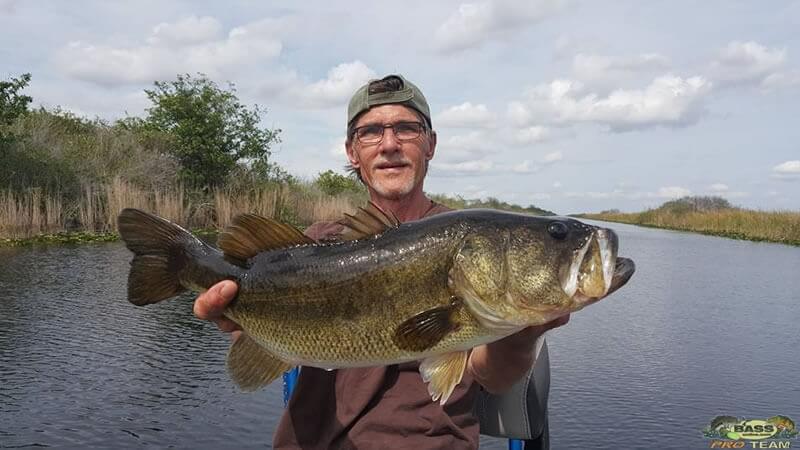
[193,280,239,320]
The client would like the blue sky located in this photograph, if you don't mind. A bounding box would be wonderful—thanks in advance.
[2,0,798,214]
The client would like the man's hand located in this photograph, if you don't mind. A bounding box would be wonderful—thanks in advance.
[193,280,242,341]
[467,314,570,395]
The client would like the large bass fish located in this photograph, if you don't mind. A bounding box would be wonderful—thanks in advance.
[118,204,635,404]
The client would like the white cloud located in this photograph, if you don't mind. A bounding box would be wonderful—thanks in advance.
[434,0,563,53]
[572,52,670,83]
[528,193,552,200]
[507,101,534,127]
[328,137,347,157]
[55,17,284,86]
[431,159,494,175]
[542,150,563,163]
[761,70,800,91]
[437,131,496,164]
[512,160,538,173]
[514,125,549,144]
[772,160,800,180]
[297,61,376,108]
[773,160,800,173]
[507,151,561,174]
[708,41,786,86]
[511,75,712,131]
[436,102,496,128]
[709,183,729,192]
[256,61,376,109]
[561,185,692,200]
[148,16,222,45]
[657,186,691,198]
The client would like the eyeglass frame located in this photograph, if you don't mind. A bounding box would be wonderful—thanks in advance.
[350,121,429,145]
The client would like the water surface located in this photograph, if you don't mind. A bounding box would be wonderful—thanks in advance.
[1,222,798,448]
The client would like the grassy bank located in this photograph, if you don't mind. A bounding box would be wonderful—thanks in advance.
[0,178,365,246]
[578,197,800,246]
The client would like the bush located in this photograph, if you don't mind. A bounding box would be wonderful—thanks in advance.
[143,73,281,189]
[314,170,365,196]
[0,73,32,143]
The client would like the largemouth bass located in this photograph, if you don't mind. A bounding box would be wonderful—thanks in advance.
[118,204,635,404]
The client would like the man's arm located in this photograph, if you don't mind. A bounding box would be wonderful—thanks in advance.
[467,315,569,394]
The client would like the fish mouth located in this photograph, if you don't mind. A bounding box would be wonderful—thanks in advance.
[561,227,635,305]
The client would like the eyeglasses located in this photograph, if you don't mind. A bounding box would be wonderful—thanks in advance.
[353,121,426,144]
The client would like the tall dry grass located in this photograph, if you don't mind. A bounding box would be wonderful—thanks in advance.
[0,190,64,238]
[583,208,800,245]
[1,179,359,240]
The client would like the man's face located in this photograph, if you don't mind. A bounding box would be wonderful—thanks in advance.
[346,104,436,200]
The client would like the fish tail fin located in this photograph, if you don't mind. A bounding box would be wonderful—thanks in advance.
[117,208,235,306]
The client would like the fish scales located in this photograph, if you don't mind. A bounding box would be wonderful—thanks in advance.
[226,216,490,366]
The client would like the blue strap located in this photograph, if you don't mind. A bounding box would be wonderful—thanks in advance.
[282,367,300,406]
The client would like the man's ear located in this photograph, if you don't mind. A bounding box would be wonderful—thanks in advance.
[345,140,360,168]
[426,130,437,161]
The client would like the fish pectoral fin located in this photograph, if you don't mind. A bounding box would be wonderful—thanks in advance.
[336,201,400,241]
[227,333,293,391]
[218,214,315,267]
[392,299,462,352]
[419,351,469,405]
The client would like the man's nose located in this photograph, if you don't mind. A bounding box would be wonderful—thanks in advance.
[378,126,401,153]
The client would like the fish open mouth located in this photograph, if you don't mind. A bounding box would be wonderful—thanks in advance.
[562,227,635,305]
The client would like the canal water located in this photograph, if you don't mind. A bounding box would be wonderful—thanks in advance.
[1,221,798,448]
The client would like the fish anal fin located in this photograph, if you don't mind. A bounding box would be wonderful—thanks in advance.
[218,214,315,266]
[419,350,468,405]
[227,333,294,391]
[393,298,462,352]
[337,201,400,241]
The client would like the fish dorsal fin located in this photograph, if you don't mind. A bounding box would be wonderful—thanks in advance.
[337,202,400,241]
[218,213,315,266]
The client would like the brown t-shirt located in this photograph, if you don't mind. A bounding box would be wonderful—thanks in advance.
[273,201,480,450]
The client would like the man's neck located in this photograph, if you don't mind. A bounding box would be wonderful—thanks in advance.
[369,188,432,222]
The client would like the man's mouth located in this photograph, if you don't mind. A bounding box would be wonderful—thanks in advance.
[375,162,410,171]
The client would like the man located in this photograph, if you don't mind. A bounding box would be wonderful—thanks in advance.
[194,75,568,449]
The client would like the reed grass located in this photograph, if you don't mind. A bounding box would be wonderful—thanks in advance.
[581,208,800,246]
[0,179,361,243]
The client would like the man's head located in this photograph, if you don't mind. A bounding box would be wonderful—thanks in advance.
[345,75,437,200]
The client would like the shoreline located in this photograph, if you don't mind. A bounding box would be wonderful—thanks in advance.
[0,229,220,248]
[4,217,799,248]
[576,214,800,247]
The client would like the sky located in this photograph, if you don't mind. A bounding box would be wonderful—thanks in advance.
[1,0,799,214]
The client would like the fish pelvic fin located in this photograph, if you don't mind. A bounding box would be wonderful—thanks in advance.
[337,201,400,241]
[420,350,469,405]
[393,298,463,352]
[117,208,237,306]
[218,214,315,267]
[227,333,293,391]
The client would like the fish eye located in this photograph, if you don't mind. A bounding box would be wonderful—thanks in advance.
[547,221,569,240]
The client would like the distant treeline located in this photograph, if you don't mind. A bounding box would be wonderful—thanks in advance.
[0,73,551,243]
[578,196,800,246]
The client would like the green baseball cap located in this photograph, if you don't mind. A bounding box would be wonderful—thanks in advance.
[347,74,432,128]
